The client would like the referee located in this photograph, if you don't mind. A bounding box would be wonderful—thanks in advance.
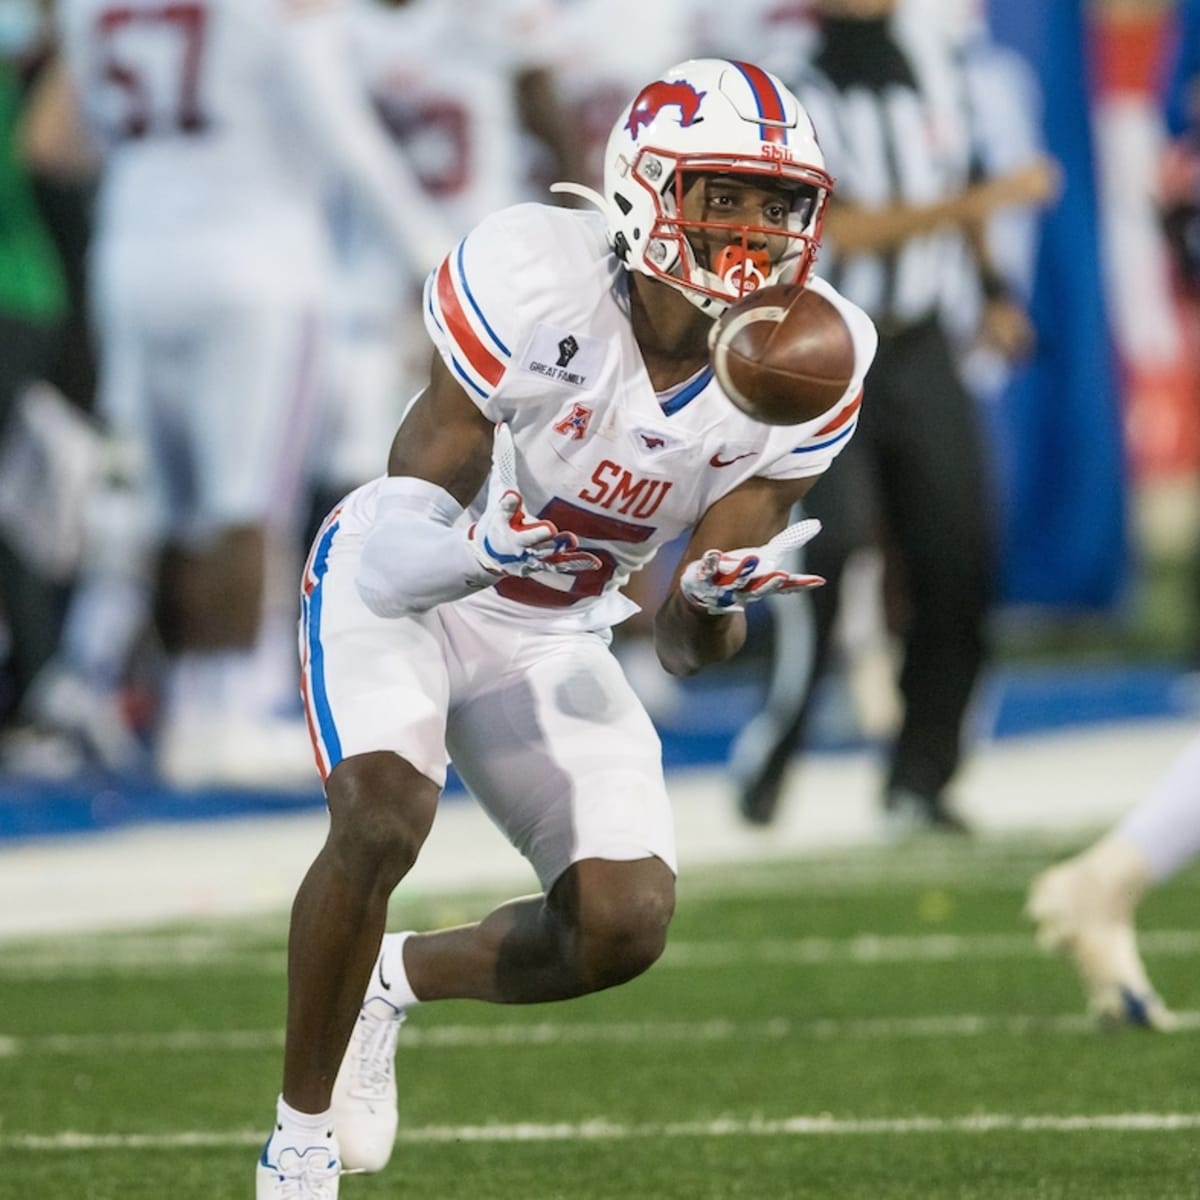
[732,0,1059,833]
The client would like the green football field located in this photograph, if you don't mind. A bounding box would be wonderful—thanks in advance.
[4,837,1198,1199]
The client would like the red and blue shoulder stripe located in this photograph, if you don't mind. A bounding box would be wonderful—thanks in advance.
[426,239,512,399]
[790,389,862,455]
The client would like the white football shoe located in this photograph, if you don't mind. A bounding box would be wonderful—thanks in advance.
[1026,839,1177,1031]
[331,979,407,1172]
[256,1130,340,1198]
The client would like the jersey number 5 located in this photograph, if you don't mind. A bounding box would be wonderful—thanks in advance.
[94,3,210,139]
[496,497,654,609]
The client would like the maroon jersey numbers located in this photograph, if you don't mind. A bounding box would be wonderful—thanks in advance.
[94,3,210,139]
[496,497,655,609]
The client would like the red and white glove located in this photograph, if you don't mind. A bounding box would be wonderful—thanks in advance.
[468,423,601,578]
[679,518,825,614]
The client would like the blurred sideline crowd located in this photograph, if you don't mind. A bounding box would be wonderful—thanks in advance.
[0,0,1194,793]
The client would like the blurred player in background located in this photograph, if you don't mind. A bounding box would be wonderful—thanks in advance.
[0,3,72,741]
[1024,0,1200,1039]
[1156,0,1200,659]
[1025,732,1200,1032]
[309,0,578,534]
[20,0,451,787]
[729,0,1059,835]
[256,59,877,1196]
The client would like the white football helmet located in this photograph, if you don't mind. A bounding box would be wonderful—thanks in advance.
[554,59,833,315]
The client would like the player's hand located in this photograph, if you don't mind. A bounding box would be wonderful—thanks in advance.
[679,518,825,614]
[468,423,602,578]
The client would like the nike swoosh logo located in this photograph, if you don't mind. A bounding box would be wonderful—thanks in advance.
[378,954,391,991]
[710,452,754,468]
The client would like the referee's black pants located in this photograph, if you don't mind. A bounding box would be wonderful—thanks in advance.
[795,315,995,801]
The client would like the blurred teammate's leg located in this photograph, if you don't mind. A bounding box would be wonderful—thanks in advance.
[1026,734,1200,1029]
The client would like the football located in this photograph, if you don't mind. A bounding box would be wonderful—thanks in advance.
[708,285,856,425]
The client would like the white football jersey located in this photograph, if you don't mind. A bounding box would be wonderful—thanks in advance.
[418,203,874,630]
[57,0,449,278]
[348,0,554,238]
[57,0,324,261]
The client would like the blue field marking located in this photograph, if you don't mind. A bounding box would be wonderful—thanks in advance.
[1,664,1197,843]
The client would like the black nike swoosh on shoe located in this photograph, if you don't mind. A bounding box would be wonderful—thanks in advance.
[378,954,391,991]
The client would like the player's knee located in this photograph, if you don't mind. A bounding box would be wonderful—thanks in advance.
[576,870,675,989]
[325,752,437,887]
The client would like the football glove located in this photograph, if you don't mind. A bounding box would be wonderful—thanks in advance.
[468,423,601,578]
[679,518,825,615]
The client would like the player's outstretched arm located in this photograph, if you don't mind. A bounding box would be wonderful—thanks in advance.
[655,475,820,677]
[356,357,598,618]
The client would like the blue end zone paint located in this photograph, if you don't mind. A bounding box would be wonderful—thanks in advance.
[2,664,1197,843]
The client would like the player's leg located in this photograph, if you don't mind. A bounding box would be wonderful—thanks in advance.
[404,855,675,1002]
[875,321,992,832]
[444,615,677,992]
[1026,732,1200,1029]
[283,750,440,1109]
[331,609,677,1171]
[258,498,453,1192]
[158,297,323,787]
[14,253,161,771]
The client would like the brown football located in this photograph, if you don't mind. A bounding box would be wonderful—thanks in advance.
[709,284,856,425]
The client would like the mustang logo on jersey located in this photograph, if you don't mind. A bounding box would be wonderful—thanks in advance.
[625,80,706,138]
[630,426,684,454]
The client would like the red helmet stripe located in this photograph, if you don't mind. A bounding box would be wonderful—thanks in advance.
[730,60,788,145]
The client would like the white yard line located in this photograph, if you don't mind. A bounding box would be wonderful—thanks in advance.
[3,928,1198,977]
[7,1111,1200,1152]
[2,1009,1197,1059]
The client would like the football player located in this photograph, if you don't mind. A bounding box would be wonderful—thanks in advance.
[310,0,578,539]
[257,58,877,1196]
[33,0,452,786]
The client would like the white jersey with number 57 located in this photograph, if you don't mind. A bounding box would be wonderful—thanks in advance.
[419,202,876,631]
[56,0,448,276]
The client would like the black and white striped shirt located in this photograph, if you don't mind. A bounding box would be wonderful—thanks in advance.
[798,15,976,329]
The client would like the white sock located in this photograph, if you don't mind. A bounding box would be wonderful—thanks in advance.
[274,1095,334,1141]
[1115,733,1200,884]
[374,931,420,1009]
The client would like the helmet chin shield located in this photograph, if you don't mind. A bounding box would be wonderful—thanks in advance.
[599,59,834,315]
